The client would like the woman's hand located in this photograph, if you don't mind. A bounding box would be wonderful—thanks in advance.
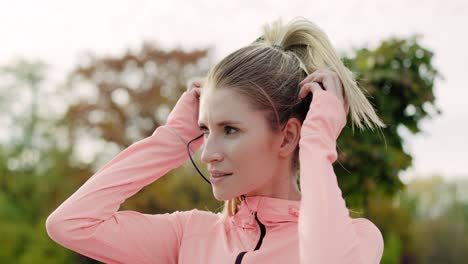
[164,77,205,146]
[187,77,204,98]
[298,69,349,115]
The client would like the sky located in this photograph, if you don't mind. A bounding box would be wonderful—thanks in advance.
[1,0,467,181]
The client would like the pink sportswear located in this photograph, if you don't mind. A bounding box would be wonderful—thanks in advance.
[46,88,384,263]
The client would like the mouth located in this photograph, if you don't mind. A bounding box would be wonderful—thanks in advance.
[210,173,233,178]
[209,173,233,184]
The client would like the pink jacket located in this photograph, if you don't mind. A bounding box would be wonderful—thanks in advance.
[46,88,384,264]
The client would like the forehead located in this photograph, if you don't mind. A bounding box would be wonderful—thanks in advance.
[199,88,256,124]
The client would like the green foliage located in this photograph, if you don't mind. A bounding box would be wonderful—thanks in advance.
[402,176,468,263]
[381,231,402,264]
[0,60,94,263]
[337,36,441,213]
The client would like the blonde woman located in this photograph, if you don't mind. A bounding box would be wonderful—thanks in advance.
[46,17,385,263]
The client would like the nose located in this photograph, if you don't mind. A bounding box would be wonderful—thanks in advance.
[200,134,224,164]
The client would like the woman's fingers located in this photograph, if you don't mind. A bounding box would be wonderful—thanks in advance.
[187,77,205,99]
[300,69,346,100]
[187,77,205,91]
[194,87,201,97]
[298,70,330,100]
[298,68,327,86]
[299,69,348,115]
[309,70,342,94]
[298,82,323,99]
[192,81,202,88]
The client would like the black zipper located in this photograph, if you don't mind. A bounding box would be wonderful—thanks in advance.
[235,212,266,264]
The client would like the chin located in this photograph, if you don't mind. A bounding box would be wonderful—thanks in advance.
[213,187,251,201]
[212,188,242,201]
[212,191,231,201]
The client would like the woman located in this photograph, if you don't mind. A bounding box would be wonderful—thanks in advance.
[46,17,385,263]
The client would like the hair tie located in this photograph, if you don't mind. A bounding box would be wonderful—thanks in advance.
[253,36,284,51]
[272,44,284,51]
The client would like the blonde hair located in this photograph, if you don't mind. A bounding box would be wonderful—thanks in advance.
[205,17,386,217]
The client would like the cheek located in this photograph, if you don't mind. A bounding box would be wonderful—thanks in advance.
[230,134,276,180]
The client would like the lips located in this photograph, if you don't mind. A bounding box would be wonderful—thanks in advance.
[210,173,233,178]
[209,172,232,184]
[209,170,233,178]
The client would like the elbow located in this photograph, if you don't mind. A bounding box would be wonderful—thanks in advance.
[361,233,384,264]
[357,219,385,264]
[373,228,384,264]
[45,211,66,243]
[45,209,75,245]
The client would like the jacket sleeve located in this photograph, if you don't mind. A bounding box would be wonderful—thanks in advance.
[45,92,204,264]
[297,89,384,264]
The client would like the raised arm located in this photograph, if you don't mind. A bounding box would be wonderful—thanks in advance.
[45,87,204,264]
[297,88,384,264]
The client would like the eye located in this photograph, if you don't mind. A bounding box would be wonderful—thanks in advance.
[225,126,238,135]
[198,126,238,136]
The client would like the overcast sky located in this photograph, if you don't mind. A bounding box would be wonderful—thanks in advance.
[1,0,467,181]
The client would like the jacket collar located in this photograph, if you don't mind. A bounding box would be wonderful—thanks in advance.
[230,195,301,229]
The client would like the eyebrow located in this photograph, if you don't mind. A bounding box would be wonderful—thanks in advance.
[198,120,241,128]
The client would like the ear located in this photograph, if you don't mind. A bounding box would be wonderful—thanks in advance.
[278,118,301,158]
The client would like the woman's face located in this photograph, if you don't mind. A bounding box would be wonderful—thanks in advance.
[198,88,283,201]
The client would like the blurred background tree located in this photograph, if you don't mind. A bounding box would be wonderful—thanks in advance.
[1,37,464,264]
[61,42,221,214]
[338,36,441,210]
[0,59,93,263]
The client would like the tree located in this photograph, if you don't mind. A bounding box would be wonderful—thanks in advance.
[402,176,468,263]
[0,59,91,263]
[338,36,441,213]
[62,42,221,214]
